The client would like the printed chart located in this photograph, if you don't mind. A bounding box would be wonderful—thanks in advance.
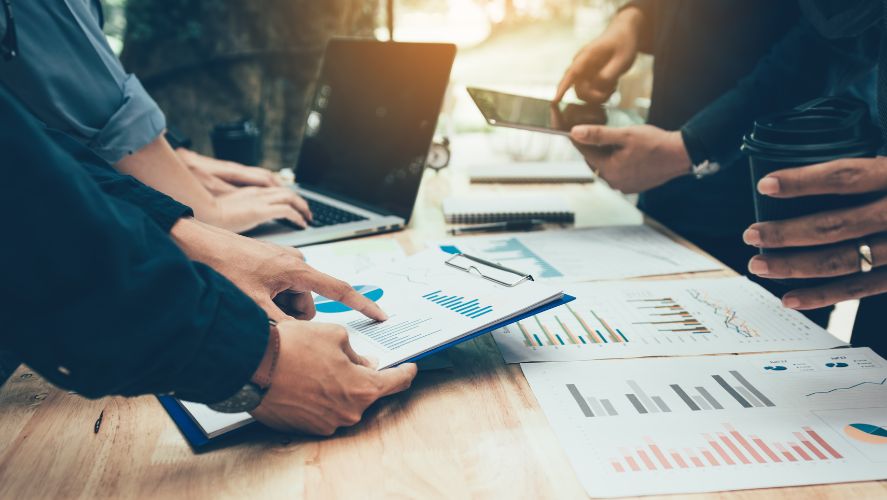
[493,277,845,362]
[521,348,887,497]
[310,249,563,368]
[439,225,720,282]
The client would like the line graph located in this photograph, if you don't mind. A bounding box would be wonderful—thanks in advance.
[687,289,759,338]
[805,378,887,397]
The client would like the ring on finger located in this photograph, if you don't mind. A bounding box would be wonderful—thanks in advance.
[858,239,874,273]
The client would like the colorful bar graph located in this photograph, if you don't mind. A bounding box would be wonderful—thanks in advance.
[628,297,711,334]
[591,309,623,343]
[608,424,843,474]
[422,290,493,319]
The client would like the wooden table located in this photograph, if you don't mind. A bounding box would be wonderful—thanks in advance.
[1,147,885,499]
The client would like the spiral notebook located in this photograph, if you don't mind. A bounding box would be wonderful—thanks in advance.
[442,194,574,224]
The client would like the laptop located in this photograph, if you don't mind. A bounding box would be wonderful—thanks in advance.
[253,39,456,247]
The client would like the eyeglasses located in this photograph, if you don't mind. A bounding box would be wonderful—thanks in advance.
[2,0,17,61]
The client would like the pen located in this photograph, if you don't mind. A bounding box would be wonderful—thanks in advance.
[449,219,547,235]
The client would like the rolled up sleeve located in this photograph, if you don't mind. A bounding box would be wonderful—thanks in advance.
[0,0,165,164]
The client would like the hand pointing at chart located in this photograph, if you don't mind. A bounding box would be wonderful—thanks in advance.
[170,218,388,322]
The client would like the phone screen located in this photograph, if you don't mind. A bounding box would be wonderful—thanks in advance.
[467,87,607,135]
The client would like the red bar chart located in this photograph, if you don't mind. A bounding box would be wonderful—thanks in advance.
[609,423,843,473]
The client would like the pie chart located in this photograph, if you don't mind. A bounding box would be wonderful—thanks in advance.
[844,423,887,444]
[315,285,384,313]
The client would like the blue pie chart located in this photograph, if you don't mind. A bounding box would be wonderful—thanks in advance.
[315,285,384,313]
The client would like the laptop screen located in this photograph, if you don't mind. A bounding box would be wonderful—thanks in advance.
[296,40,456,221]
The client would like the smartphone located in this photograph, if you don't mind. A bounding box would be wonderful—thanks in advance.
[467,87,607,136]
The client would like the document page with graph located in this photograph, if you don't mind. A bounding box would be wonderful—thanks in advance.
[439,225,721,282]
[311,249,566,369]
[522,348,887,497]
[492,277,846,362]
[177,248,566,440]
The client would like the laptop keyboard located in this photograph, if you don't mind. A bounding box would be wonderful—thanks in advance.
[306,198,368,228]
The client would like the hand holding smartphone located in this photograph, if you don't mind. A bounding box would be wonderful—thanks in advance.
[467,87,608,136]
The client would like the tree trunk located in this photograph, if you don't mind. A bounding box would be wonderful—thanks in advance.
[120,0,379,170]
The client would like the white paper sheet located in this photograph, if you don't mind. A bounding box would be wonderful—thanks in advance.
[493,277,846,362]
[440,225,720,282]
[521,348,887,497]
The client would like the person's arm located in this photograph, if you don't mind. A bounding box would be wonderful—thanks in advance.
[0,0,310,232]
[681,19,859,167]
[624,0,658,55]
[46,127,387,325]
[0,94,268,403]
[49,129,194,233]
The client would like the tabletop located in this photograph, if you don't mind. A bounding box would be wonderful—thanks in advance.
[1,135,885,499]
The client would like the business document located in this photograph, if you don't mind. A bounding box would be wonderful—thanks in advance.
[314,249,564,369]
[492,277,845,362]
[522,348,887,497]
[440,225,720,282]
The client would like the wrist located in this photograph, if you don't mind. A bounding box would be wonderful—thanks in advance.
[610,5,645,41]
[666,131,693,180]
[251,324,280,389]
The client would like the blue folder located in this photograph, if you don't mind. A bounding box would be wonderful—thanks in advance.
[159,293,575,450]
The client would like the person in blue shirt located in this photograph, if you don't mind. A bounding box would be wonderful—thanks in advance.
[0,0,312,233]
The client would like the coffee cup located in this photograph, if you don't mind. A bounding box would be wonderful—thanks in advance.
[742,97,880,285]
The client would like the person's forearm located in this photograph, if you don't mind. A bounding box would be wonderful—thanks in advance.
[611,4,647,45]
[622,1,654,53]
[115,133,219,222]
[682,21,838,167]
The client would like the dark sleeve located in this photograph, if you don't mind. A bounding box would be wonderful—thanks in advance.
[47,129,192,233]
[625,0,658,54]
[0,91,267,404]
[681,19,854,166]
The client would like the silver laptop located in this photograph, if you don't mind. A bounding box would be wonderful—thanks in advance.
[252,39,456,247]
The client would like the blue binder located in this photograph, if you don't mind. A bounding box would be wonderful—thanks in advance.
[159,293,575,450]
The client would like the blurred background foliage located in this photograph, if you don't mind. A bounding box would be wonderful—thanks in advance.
[103,0,649,169]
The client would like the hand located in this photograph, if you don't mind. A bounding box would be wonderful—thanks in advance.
[210,186,313,233]
[569,124,690,193]
[176,148,284,195]
[250,320,418,436]
[554,6,644,103]
[170,218,387,322]
[744,157,887,309]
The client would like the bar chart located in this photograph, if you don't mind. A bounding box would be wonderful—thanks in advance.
[608,423,843,473]
[521,348,887,497]
[562,368,775,418]
[422,290,494,319]
[491,278,844,362]
[628,297,710,334]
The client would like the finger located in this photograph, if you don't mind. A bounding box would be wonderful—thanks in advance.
[304,272,388,322]
[339,335,373,368]
[570,125,624,146]
[575,144,612,169]
[743,199,887,249]
[554,68,575,103]
[263,205,308,229]
[575,79,615,104]
[373,363,418,397]
[218,164,278,187]
[757,158,887,198]
[747,242,875,280]
[260,188,313,221]
[258,297,291,322]
[274,291,316,320]
[781,267,887,310]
